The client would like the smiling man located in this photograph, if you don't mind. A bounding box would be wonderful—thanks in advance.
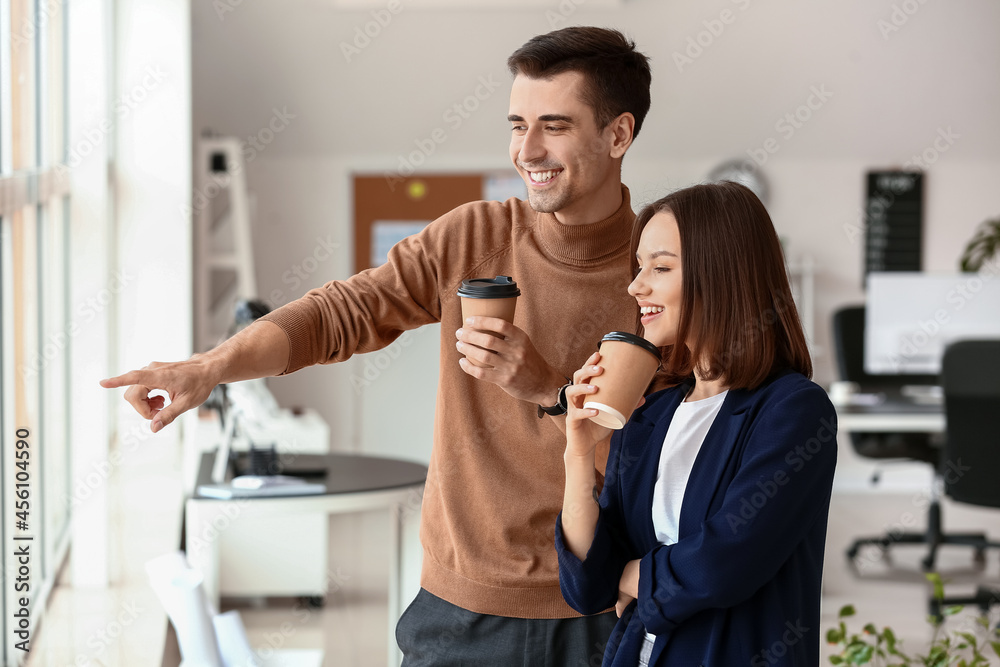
[102,27,651,665]
[509,70,628,224]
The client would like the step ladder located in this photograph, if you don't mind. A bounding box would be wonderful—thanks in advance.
[194,136,257,353]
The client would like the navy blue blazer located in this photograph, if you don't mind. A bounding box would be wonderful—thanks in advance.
[555,370,837,667]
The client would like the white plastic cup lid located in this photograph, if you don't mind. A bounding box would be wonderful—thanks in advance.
[583,401,627,430]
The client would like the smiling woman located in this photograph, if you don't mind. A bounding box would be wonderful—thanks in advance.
[629,217,683,350]
[557,181,834,667]
[630,182,812,390]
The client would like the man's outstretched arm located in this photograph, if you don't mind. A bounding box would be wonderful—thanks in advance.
[99,319,289,433]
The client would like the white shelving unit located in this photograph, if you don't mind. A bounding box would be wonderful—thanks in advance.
[194,137,257,353]
[788,255,821,359]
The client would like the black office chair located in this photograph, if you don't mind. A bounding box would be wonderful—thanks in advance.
[833,305,939,464]
[833,305,988,571]
[928,340,1000,618]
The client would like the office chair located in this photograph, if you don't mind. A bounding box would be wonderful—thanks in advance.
[927,340,1000,618]
[833,305,987,571]
[833,304,939,465]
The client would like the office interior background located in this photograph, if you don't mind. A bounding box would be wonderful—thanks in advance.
[1,0,1000,665]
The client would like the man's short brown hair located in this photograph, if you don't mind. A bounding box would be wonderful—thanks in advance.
[507,27,652,139]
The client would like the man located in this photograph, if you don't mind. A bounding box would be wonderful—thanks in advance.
[102,26,651,665]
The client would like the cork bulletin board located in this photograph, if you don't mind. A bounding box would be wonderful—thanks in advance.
[352,174,482,273]
[352,172,525,273]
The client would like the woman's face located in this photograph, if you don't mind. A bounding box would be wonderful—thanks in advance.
[628,211,684,348]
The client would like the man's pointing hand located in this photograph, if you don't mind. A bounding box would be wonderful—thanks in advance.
[100,357,219,433]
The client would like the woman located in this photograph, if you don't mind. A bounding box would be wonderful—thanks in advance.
[556,182,837,667]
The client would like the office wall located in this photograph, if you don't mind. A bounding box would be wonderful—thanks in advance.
[192,1,1000,470]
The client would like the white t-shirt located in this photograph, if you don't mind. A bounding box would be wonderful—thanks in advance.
[643,389,729,648]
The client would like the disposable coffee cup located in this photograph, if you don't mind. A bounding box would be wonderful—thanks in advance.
[584,331,661,429]
[457,276,521,368]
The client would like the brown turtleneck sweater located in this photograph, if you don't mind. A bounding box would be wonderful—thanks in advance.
[260,186,637,618]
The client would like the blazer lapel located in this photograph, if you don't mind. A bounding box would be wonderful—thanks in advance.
[618,386,687,548]
[677,388,753,539]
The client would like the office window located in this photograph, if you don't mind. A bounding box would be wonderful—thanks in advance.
[0,214,10,663]
[1,0,15,175]
[38,196,71,575]
[37,0,64,167]
[1,0,71,660]
[1,206,43,666]
[11,0,37,171]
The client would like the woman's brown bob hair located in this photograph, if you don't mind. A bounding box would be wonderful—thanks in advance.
[632,181,812,390]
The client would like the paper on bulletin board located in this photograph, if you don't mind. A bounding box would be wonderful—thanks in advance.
[484,172,527,202]
[371,220,431,267]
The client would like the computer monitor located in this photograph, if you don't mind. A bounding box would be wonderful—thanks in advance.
[865,272,1000,375]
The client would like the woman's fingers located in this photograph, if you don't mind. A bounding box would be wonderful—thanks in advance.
[564,383,598,410]
[572,364,603,385]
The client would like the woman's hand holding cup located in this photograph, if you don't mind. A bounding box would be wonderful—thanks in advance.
[564,351,613,458]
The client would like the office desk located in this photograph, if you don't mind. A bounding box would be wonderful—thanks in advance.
[834,386,945,433]
[186,452,427,667]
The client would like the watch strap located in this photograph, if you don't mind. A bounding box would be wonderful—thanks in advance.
[537,380,573,418]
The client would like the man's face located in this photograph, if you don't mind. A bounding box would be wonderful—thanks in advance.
[508,71,620,225]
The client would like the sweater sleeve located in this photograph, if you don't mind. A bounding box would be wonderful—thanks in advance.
[259,206,476,375]
[635,383,838,635]
[554,429,633,615]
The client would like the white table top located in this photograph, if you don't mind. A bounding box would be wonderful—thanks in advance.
[181,649,323,667]
[261,649,325,667]
[832,386,945,433]
[835,411,945,432]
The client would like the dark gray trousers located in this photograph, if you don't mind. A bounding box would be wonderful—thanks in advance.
[396,588,617,667]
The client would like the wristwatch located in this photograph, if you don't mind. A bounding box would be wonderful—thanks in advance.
[537,381,573,418]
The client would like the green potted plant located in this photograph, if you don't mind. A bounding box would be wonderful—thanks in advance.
[826,573,1000,665]
[960,216,1000,272]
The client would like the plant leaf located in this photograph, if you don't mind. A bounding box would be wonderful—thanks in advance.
[926,572,945,601]
[959,216,1000,272]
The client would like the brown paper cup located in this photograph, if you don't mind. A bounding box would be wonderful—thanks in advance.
[584,332,661,429]
[460,296,518,367]
[457,276,521,369]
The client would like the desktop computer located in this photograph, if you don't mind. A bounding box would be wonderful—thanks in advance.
[865,272,1000,375]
